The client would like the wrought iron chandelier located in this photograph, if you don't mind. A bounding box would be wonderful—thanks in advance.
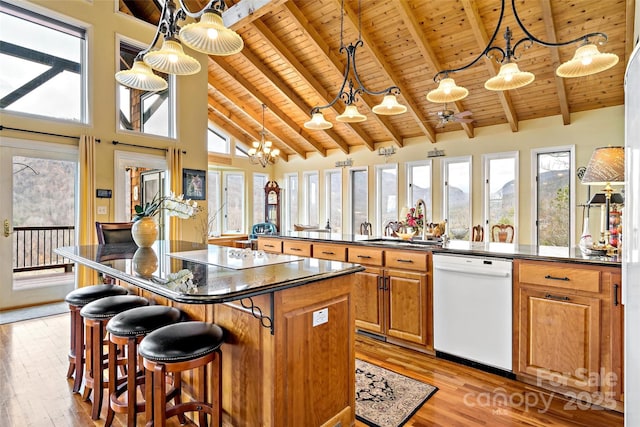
[304,0,407,130]
[248,104,279,167]
[426,0,619,103]
[115,0,243,92]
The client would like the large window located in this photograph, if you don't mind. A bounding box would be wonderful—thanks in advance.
[325,169,342,232]
[483,152,518,242]
[253,173,268,224]
[0,2,86,122]
[206,170,221,236]
[406,160,432,222]
[303,171,319,226]
[533,147,574,247]
[208,126,230,154]
[284,173,298,231]
[350,168,368,234]
[223,172,244,234]
[443,156,472,240]
[375,164,398,235]
[117,40,174,138]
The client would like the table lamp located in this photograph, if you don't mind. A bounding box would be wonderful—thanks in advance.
[581,146,625,245]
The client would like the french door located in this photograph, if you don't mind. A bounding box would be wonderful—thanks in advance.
[0,138,77,310]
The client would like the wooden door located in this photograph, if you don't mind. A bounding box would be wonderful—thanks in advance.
[385,269,429,346]
[518,287,601,392]
[353,266,384,334]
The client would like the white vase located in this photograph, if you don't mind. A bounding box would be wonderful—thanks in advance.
[131,217,158,247]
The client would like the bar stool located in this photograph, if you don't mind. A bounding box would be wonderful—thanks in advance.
[139,321,224,427]
[104,305,182,427]
[80,295,149,420]
[64,284,129,393]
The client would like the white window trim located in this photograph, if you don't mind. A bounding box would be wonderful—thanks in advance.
[482,151,519,243]
[530,145,576,247]
[324,168,342,231]
[442,155,472,236]
[375,163,398,235]
[252,172,268,224]
[223,170,245,234]
[283,172,298,232]
[348,166,368,235]
[406,159,433,222]
[302,170,319,225]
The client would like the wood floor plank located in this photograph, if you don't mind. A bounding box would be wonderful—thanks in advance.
[0,314,623,426]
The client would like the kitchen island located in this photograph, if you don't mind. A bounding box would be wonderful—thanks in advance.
[56,241,364,427]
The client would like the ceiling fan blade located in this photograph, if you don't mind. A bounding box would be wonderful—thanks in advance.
[454,117,475,123]
[454,111,473,118]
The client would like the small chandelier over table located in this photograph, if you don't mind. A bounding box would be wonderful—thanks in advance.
[249,104,280,167]
[115,0,243,92]
[426,0,619,103]
[303,0,407,130]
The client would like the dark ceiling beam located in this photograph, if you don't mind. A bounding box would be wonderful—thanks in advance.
[461,0,519,132]
[283,1,404,147]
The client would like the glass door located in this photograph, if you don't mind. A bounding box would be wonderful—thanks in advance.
[0,138,77,310]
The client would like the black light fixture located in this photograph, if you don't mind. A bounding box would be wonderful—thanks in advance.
[303,0,407,130]
[115,0,243,92]
[426,0,619,102]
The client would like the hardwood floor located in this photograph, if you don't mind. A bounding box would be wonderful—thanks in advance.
[0,314,624,426]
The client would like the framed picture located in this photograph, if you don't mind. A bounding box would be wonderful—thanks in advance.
[182,168,206,200]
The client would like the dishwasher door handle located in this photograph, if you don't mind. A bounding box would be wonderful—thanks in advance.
[434,265,511,278]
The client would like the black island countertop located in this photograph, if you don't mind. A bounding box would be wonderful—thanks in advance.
[269,231,621,267]
[55,240,364,304]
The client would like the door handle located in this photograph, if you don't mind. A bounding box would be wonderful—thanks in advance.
[3,219,9,237]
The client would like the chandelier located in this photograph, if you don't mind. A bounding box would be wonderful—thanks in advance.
[115,0,243,92]
[248,104,280,167]
[303,0,407,130]
[426,0,619,102]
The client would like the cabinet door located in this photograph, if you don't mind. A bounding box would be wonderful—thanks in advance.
[518,287,601,392]
[354,267,384,334]
[610,271,623,402]
[386,269,429,346]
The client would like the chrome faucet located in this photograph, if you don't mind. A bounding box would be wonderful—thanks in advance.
[414,199,427,240]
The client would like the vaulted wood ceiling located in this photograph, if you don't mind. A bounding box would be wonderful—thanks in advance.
[119,0,634,161]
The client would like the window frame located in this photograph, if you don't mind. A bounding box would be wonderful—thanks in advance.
[442,156,472,239]
[348,167,369,235]
[375,163,398,235]
[324,168,343,233]
[283,172,298,232]
[406,159,433,223]
[222,171,245,234]
[302,170,319,226]
[482,151,519,243]
[252,172,268,225]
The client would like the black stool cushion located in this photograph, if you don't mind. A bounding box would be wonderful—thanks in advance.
[65,284,128,307]
[107,306,182,337]
[139,321,224,363]
[80,295,149,320]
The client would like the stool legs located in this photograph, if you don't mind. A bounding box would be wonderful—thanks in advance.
[84,318,106,420]
[106,335,145,427]
[67,305,85,393]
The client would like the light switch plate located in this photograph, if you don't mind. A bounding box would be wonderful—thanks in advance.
[312,308,328,327]
[97,206,107,215]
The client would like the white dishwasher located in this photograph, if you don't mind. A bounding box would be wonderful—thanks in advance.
[433,253,513,373]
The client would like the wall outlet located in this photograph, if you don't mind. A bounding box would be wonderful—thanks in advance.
[312,308,328,327]
[97,206,107,215]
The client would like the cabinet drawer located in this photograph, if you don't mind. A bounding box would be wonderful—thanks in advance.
[258,238,282,253]
[283,240,312,257]
[518,261,601,293]
[348,246,383,266]
[385,250,428,271]
[313,243,347,261]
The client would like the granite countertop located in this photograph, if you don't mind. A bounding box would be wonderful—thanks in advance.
[55,240,364,303]
[271,232,621,266]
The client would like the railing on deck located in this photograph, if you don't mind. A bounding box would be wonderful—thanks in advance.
[13,226,75,273]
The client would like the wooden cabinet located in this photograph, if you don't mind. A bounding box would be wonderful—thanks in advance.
[312,242,347,262]
[386,267,430,347]
[514,259,623,410]
[258,237,282,253]
[282,240,312,257]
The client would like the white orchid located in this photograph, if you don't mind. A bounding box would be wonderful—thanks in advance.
[133,191,200,221]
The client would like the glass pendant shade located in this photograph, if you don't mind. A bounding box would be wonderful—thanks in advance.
[304,112,333,130]
[371,94,407,115]
[426,77,469,103]
[179,11,244,56]
[336,105,367,123]
[115,60,168,91]
[143,38,201,75]
[556,44,619,78]
[484,62,535,91]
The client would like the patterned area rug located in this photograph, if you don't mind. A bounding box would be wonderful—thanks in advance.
[356,359,438,427]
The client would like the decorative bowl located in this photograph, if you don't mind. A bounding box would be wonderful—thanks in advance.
[396,232,415,241]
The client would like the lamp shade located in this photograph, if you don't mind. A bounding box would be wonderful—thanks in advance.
[336,105,367,123]
[426,77,469,103]
[143,38,201,75]
[588,192,624,205]
[179,11,244,56]
[556,44,619,78]
[581,146,625,185]
[371,94,407,115]
[484,62,535,91]
[304,112,333,130]
[115,60,168,92]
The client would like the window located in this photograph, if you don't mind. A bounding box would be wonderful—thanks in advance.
[483,152,518,242]
[206,170,221,236]
[253,173,268,224]
[443,156,471,240]
[406,160,432,222]
[375,164,398,235]
[284,173,298,231]
[0,3,86,122]
[208,126,230,154]
[303,171,319,225]
[223,172,244,234]
[533,147,575,247]
[349,168,368,234]
[117,39,174,138]
[325,169,342,232]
